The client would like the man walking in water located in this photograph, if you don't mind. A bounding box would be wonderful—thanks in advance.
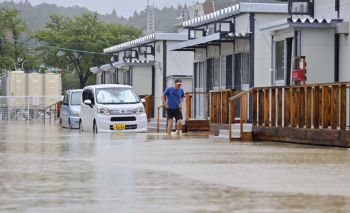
[161,79,185,134]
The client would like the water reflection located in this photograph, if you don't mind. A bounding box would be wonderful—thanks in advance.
[0,121,349,212]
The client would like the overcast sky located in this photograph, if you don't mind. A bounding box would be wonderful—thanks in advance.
[21,0,203,17]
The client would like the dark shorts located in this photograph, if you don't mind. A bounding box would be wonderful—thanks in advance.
[167,108,183,121]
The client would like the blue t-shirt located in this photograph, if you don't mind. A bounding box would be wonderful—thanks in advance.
[163,86,185,110]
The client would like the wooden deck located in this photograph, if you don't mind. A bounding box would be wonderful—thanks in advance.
[227,82,350,148]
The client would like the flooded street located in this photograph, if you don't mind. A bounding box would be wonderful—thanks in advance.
[0,121,350,212]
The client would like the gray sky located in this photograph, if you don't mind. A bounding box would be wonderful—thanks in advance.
[22,0,202,17]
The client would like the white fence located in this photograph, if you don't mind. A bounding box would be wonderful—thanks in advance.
[0,95,61,121]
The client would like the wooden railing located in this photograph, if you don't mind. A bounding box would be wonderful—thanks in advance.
[142,94,154,119]
[43,101,62,122]
[228,88,253,140]
[157,104,164,133]
[211,89,239,124]
[252,83,350,129]
[229,82,350,140]
[185,92,209,121]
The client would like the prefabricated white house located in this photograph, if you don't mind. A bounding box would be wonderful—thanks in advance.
[259,0,349,85]
[90,33,194,118]
[167,2,289,119]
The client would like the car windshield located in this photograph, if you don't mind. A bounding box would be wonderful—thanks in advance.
[96,88,139,104]
[71,91,82,105]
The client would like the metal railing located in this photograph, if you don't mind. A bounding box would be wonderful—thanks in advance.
[0,95,61,121]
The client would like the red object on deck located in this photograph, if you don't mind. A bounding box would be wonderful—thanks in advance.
[292,69,304,81]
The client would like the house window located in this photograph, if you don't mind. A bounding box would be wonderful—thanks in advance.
[234,53,250,89]
[242,53,249,85]
[275,40,285,81]
[226,55,233,89]
[213,57,220,88]
[119,69,130,85]
[221,56,226,88]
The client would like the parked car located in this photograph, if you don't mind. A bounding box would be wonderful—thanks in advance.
[60,89,83,129]
[79,84,147,133]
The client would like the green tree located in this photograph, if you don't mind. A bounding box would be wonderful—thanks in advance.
[0,6,39,70]
[32,13,143,88]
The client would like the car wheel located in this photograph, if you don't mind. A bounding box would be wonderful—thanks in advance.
[93,121,98,134]
[59,117,62,124]
[79,120,83,132]
[69,120,72,129]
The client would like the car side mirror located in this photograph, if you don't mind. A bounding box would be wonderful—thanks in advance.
[141,98,146,103]
[84,100,92,105]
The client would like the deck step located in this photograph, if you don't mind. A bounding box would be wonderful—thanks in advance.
[147,118,186,132]
[209,123,253,140]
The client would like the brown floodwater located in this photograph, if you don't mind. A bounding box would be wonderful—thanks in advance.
[0,121,350,212]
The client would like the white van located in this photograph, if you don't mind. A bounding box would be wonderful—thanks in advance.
[79,84,147,133]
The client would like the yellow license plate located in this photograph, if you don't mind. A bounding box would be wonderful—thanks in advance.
[113,124,125,130]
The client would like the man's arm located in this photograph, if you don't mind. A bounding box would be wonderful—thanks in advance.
[161,94,169,109]
[178,97,184,109]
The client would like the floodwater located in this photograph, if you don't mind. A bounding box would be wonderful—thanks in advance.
[0,121,350,212]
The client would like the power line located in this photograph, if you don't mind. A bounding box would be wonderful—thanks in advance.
[0,36,112,55]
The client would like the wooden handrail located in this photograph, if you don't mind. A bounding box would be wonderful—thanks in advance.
[228,88,253,141]
[142,94,154,119]
[229,88,254,101]
[43,101,62,123]
[157,104,164,133]
[185,92,209,121]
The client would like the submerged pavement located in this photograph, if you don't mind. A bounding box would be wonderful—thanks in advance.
[0,121,350,212]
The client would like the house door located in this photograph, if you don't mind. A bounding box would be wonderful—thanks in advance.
[194,61,206,119]
[274,38,293,86]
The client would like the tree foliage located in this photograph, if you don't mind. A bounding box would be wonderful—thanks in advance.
[0,6,41,71]
[32,13,143,88]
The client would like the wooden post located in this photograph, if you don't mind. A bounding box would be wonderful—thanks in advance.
[264,89,270,126]
[271,89,276,127]
[299,87,305,128]
[277,88,282,127]
[222,91,228,124]
[258,90,264,126]
[253,89,257,126]
[322,86,330,129]
[217,91,222,124]
[313,87,320,129]
[331,85,339,130]
[340,85,346,130]
[186,93,190,121]
[206,94,209,120]
[284,88,291,127]
[291,87,298,128]
[306,87,312,128]
[240,96,244,137]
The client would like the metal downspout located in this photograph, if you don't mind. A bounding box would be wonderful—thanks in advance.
[162,40,167,118]
[335,34,339,82]
[248,13,255,122]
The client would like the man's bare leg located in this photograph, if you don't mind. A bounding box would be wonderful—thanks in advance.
[167,119,173,134]
[176,119,182,134]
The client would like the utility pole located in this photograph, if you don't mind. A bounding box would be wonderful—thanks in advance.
[147,0,155,33]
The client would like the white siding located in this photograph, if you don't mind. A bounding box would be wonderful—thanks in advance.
[339,1,350,81]
[132,66,152,96]
[314,0,338,19]
[301,28,334,84]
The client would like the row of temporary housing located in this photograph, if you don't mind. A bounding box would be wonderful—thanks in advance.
[1,71,62,108]
[90,0,350,121]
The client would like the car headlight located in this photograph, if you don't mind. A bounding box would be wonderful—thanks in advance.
[73,111,80,117]
[97,106,110,115]
[136,105,145,114]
